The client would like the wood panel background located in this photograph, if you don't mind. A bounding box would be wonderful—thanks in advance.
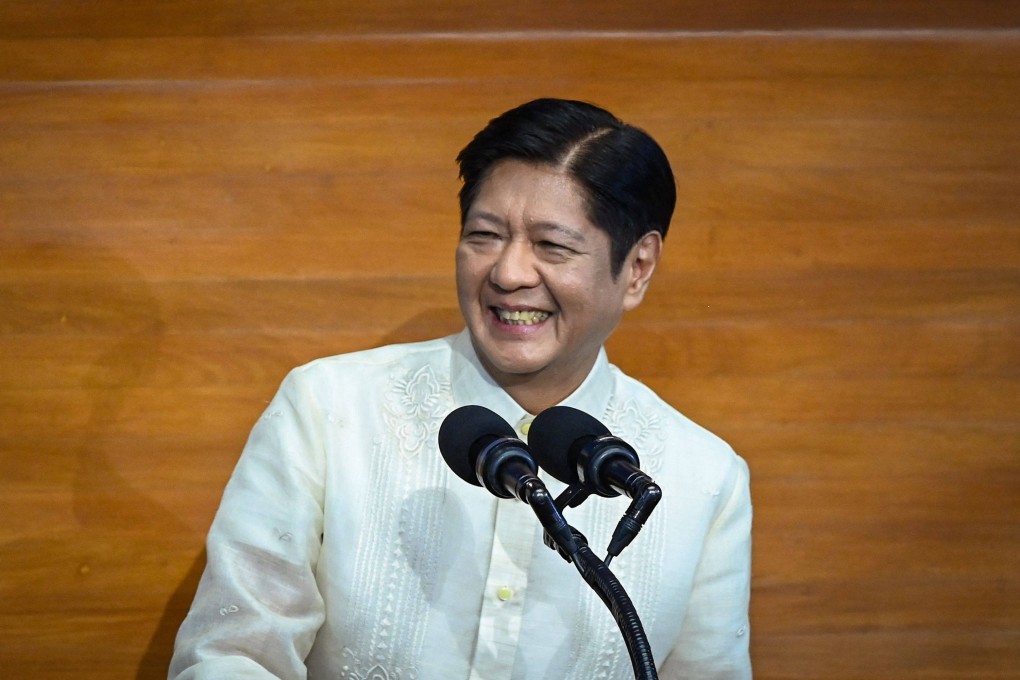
[1,3,1018,678]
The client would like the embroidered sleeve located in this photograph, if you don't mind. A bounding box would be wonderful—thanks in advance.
[659,454,753,679]
[169,368,327,679]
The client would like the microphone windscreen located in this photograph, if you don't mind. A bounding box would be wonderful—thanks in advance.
[438,405,517,486]
[529,405,611,484]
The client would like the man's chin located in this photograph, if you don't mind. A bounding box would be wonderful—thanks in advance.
[476,348,550,382]
[489,353,545,375]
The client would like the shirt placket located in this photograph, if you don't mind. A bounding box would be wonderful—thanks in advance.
[469,415,537,680]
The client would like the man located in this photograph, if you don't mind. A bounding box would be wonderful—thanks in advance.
[170,98,752,679]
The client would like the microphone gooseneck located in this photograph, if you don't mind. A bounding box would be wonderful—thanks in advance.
[571,534,658,680]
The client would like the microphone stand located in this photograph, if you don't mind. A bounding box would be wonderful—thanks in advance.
[445,411,657,679]
[543,487,658,680]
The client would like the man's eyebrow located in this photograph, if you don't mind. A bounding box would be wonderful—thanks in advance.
[531,221,586,243]
[464,210,587,243]
[464,210,505,226]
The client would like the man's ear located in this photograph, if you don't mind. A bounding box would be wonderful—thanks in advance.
[622,231,663,312]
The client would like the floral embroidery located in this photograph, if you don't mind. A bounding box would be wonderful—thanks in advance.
[384,365,449,458]
[339,647,418,680]
[605,400,666,474]
[342,362,450,680]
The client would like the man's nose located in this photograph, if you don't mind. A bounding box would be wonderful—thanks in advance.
[489,239,541,291]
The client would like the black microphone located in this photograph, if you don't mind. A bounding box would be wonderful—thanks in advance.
[442,408,658,677]
[529,406,662,561]
[438,405,579,556]
[438,404,538,499]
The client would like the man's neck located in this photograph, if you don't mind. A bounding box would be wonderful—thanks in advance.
[480,357,596,416]
[500,378,579,416]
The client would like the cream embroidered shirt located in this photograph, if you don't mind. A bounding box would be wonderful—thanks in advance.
[169,330,752,679]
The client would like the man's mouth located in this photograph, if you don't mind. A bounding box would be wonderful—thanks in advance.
[494,308,551,326]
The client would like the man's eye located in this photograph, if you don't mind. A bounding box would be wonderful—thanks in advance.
[465,230,499,241]
[539,241,572,253]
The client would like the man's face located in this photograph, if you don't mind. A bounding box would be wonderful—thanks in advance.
[455,159,651,399]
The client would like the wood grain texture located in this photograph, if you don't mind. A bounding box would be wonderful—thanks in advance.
[2,1,1019,39]
[1,4,1018,678]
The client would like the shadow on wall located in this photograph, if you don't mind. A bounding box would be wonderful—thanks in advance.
[139,552,207,679]
[145,305,463,676]
[44,244,197,679]
[13,241,208,679]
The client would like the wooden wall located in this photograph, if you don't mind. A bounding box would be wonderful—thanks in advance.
[2,3,1018,678]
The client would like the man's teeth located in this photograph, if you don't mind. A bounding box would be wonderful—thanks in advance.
[497,309,550,325]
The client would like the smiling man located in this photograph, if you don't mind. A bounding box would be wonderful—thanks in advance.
[455,159,661,415]
[170,99,752,680]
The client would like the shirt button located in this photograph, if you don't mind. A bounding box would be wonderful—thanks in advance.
[518,419,533,436]
[496,585,514,601]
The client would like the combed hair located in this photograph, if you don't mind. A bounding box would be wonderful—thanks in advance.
[456,98,676,277]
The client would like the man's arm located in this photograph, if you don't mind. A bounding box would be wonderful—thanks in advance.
[660,454,753,679]
[169,369,327,679]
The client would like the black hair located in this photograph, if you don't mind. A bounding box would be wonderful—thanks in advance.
[456,98,676,277]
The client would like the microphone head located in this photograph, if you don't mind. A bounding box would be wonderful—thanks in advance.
[529,405,611,484]
[438,405,517,487]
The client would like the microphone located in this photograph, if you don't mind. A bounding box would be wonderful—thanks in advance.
[438,405,578,556]
[529,406,662,561]
[441,408,659,677]
[438,404,536,499]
